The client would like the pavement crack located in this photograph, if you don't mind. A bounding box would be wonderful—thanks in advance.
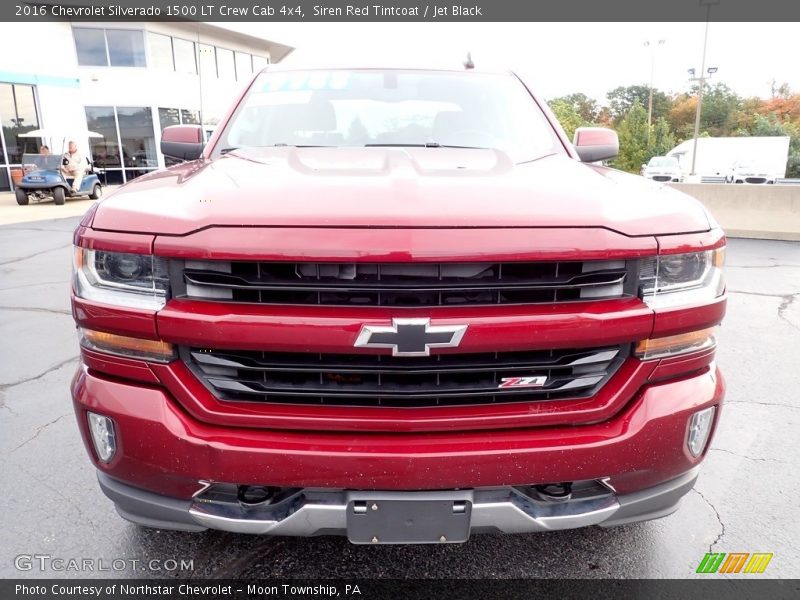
[0,305,71,316]
[709,447,786,463]
[727,290,790,298]
[0,243,71,266]
[0,355,79,390]
[693,488,725,553]
[726,399,799,410]
[11,413,72,453]
[777,294,800,332]
[0,280,68,292]
[726,263,798,269]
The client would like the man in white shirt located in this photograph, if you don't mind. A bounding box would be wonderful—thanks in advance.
[61,140,87,193]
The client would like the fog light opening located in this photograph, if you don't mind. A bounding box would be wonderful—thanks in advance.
[687,406,716,457]
[87,412,116,463]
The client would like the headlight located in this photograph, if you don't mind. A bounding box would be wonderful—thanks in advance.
[639,248,725,309]
[73,248,169,309]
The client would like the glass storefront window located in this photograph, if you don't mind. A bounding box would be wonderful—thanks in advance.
[198,44,217,79]
[158,107,181,131]
[107,30,145,67]
[173,38,197,74]
[0,84,13,165]
[74,28,108,66]
[217,48,235,80]
[1,83,40,165]
[85,106,122,176]
[181,109,200,125]
[235,52,253,81]
[117,106,156,180]
[149,33,174,71]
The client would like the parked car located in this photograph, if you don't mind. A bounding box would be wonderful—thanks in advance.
[726,161,776,184]
[70,62,726,544]
[641,156,683,182]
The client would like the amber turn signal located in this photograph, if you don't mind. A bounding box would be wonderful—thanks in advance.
[634,327,716,360]
[79,328,175,363]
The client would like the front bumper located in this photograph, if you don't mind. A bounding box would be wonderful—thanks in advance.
[98,466,701,539]
[73,361,723,504]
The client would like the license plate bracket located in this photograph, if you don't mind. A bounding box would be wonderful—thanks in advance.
[346,494,472,544]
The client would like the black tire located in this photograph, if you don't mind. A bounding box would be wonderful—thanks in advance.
[89,184,102,200]
[53,187,66,206]
[15,188,29,205]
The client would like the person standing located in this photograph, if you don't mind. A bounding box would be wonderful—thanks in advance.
[61,140,86,193]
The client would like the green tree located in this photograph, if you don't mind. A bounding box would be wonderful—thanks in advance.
[614,99,650,172]
[548,98,587,141]
[696,83,743,136]
[607,85,672,124]
[650,116,676,157]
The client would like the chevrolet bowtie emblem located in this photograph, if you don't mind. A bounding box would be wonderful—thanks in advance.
[354,318,468,357]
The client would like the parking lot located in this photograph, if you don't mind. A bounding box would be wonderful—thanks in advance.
[1,198,798,579]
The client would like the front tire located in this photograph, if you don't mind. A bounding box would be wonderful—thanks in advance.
[15,188,29,205]
[53,187,66,205]
[89,185,102,200]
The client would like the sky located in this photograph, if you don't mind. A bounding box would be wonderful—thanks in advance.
[224,22,800,103]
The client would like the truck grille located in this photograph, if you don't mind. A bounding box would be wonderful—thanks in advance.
[183,345,628,407]
[179,260,631,307]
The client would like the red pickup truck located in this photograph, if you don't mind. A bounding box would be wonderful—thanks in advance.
[70,64,725,544]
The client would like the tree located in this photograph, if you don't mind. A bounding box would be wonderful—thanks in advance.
[697,83,743,137]
[668,94,698,141]
[548,98,587,141]
[607,85,671,124]
[613,99,650,172]
[650,117,676,157]
[550,93,600,122]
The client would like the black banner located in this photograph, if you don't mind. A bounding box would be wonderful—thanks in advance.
[3,0,800,22]
[2,579,800,600]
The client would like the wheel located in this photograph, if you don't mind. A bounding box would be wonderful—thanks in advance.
[15,188,29,205]
[53,187,66,205]
[89,185,102,200]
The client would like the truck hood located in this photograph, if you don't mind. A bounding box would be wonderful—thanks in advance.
[91,148,711,237]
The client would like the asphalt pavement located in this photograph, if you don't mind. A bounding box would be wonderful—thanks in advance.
[1,213,798,579]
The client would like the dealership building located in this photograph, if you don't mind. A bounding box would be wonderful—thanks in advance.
[0,21,292,190]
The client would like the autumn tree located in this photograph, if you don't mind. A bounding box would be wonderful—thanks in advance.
[550,93,600,123]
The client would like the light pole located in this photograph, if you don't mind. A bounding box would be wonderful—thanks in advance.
[644,39,665,143]
[689,0,720,177]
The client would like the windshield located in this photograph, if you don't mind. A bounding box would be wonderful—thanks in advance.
[216,69,563,162]
[648,157,679,168]
[21,153,62,171]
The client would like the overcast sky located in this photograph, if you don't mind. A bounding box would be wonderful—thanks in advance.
[224,22,799,102]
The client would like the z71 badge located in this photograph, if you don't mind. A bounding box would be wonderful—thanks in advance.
[498,376,548,389]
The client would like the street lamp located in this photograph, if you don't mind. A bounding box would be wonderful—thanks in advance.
[644,39,666,142]
[689,0,721,177]
[688,66,718,177]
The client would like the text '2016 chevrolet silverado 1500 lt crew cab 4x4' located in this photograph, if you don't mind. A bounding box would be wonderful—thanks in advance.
[70,62,726,544]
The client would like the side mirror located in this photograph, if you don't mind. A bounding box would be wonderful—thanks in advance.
[573,127,619,163]
[641,164,647,169]
[161,125,205,162]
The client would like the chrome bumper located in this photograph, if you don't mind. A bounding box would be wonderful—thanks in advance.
[98,467,700,540]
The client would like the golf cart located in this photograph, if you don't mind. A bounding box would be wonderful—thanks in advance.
[15,129,104,206]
